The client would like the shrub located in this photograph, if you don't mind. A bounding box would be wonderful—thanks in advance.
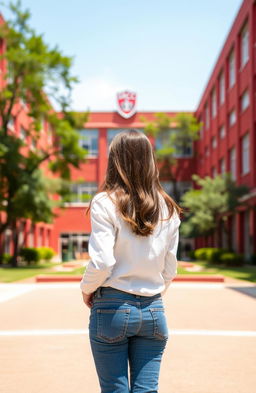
[194,248,209,261]
[0,253,12,265]
[37,247,55,261]
[219,252,244,266]
[205,248,229,264]
[19,247,40,265]
[250,254,256,265]
[194,247,231,264]
[188,250,196,260]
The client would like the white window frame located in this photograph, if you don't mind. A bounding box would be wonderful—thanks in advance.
[220,157,225,174]
[240,23,249,69]
[229,49,235,88]
[79,129,99,157]
[68,182,98,204]
[212,166,217,178]
[240,89,249,112]
[211,88,217,118]
[7,116,15,131]
[219,71,225,105]
[241,132,250,175]
[205,103,210,129]
[230,146,236,180]
[211,136,217,149]
[219,125,226,139]
[229,109,236,127]
[20,126,27,140]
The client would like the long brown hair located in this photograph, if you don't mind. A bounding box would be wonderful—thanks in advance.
[86,129,183,236]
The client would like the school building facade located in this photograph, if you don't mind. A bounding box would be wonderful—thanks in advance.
[0,0,256,261]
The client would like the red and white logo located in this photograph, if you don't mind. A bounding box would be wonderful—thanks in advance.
[117,91,137,119]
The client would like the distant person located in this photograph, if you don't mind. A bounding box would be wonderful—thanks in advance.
[80,129,182,393]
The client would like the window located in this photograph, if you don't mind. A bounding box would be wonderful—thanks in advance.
[68,182,98,203]
[79,129,99,156]
[240,23,249,68]
[107,129,122,147]
[31,138,37,150]
[20,127,27,139]
[7,116,15,131]
[199,116,203,139]
[211,136,217,149]
[241,132,249,175]
[160,181,192,198]
[205,103,210,129]
[107,129,144,152]
[28,224,35,248]
[220,157,225,174]
[205,145,209,157]
[211,88,217,118]
[4,229,12,254]
[219,125,226,139]
[38,228,44,248]
[211,166,217,178]
[229,109,236,127]
[229,49,235,88]
[240,89,249,112]
[154,128,192,157]
[219,71,225,105]
[229,146,236,180]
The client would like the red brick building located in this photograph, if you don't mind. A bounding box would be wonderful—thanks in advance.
[194,0,256,259]
[1,0,256,262]
[52,111,196,261]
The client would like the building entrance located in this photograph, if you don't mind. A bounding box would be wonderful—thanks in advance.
[60,233,89,262]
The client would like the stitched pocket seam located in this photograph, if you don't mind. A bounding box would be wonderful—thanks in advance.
[96,309,130,342]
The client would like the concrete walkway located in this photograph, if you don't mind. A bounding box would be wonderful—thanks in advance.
[0,280,256,393]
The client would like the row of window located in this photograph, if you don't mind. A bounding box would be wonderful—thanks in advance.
[207,132,250,180]
[79,128,193,158]
[201,21,249,131]
[201,86,250,138]
[3,226,50,254]
[66,180,193,204]
[7,115,53,148]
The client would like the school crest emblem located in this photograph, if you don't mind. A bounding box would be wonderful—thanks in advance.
[117,91,137,119]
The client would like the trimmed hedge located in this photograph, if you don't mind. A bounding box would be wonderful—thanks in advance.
[19,247,40,265]
[194,248,209,261]
[193,247,244,265]
[37,247,55,261]
[219,252,244,266]
[0,253,12,265]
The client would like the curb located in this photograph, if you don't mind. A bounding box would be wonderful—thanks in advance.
[35,274,225,283]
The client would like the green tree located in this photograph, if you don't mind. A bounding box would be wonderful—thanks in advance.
[142,112,201,201]
[0,1,88,266]
[180,173,250,250]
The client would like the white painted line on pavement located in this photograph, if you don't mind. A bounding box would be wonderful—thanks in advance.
[0,285,36,303]
[0,328,256,337]
[0,283,228,290]
[170,329,256,336]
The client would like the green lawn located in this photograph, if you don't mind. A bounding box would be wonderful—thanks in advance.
[184,260,256,283]
[1,260,256,283]
[0,262,61,283]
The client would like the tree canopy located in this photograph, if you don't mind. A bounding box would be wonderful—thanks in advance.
[180,173,250,246]
[0,1,88,264]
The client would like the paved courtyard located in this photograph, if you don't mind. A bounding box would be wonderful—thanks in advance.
[0,280,256,393]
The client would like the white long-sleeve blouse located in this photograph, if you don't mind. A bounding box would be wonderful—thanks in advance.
[80,191,181,296]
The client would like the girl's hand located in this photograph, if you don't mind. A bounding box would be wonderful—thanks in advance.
[81,291,94,309]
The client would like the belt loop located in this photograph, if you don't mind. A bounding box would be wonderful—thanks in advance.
[96,287,102,298]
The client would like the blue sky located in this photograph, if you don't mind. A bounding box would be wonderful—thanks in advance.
[2,0,242,111]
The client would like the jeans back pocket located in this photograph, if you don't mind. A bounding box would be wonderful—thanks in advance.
[149,308,169,340]
[96,308,131,343]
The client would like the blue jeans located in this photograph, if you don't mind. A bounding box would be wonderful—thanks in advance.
[89,286,169,393]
